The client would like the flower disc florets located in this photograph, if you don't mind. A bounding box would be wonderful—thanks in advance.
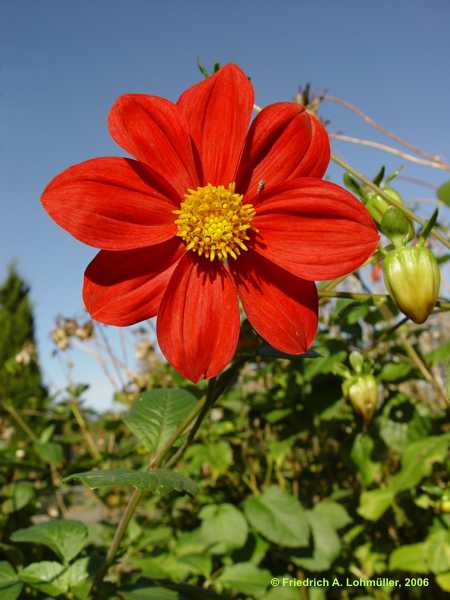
[174,182,256,261]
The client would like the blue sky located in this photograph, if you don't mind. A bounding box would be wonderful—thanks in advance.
[2,0,449,409]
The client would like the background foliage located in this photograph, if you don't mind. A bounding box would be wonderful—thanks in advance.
[0,257,448,599]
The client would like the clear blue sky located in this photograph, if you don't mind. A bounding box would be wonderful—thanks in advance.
[2,0,449,409]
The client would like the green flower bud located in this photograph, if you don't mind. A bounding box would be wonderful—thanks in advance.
[365,191,390,224]
[383,245,440,323]
[343,374,378,423]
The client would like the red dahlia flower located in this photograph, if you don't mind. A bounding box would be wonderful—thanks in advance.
[41,64,379,382]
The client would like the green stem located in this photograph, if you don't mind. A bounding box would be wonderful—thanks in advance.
[69,400,101,462]
[318,290,387,302]
[331,153,450,249]
[97,394,206,580]
[379,305,448,408]
[318,289,450,310]
[3,402,37,441]
[95,361,244,590]
[164,377,218,469]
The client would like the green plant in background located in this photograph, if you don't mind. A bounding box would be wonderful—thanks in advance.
[0,265,47,411]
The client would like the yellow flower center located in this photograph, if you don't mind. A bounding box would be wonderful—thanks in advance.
[173,182,256,261]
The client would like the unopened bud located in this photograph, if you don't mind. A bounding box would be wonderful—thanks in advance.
[344,375,378,423]
[383,245,440,323]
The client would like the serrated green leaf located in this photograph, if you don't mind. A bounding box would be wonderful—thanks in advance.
[389,542,428,573]
[0,562,23,600]
[123,389,197,454]
[218,562,272,597]
[200,503,248,554]
[11,519,88,564]
[19,561,67,596]
[243,486,309,548]
[184,441,232,481]
[65,468,197,495]
[293,502,346,572]
[389,434,450,493]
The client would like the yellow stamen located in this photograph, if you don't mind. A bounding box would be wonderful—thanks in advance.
[174,182,257,261]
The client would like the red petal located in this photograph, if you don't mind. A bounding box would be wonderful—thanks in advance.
[83,238,185,326]
[108,95,198,198]
[294,113,330,178]
[252,179,379,280]
[231,252,318,354]
[177,64,254,186]
[157,254,240,382]
[41,157,177,250]
[236,103,330,198]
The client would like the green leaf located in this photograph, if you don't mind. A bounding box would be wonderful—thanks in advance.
[378,362,413,382]
[11,519,88,564]
[19,558,91,597]
[437,180,450,206]
[425,339,450,364]
[293,501,348,572]
[19,561,67,596]
[436,572,450,592]
[351,434,381,486]
[0,562,23,600]
[34,441,63,466]
[218,562,272,597]
[200,503,248,553]
[178,553,212,578]
[358,489,395,521]
[312,500,352,530]
[2,481,34,514]
[184,441,232,481]
[389,543,428,573]
[263,580,306,600]
[389,530,450,574]
[65,468,197,496]
[131,554,191,581]
[123,388,197,454]
[120,588,181,600]
[243,486,309,548]
[426,530,450,574]
[389,434,450,494]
